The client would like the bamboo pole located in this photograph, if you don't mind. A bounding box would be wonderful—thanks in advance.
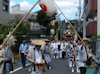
[2,0,40,46]
[53,0,94,57]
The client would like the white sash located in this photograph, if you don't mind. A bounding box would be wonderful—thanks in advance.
[21,44,27,53]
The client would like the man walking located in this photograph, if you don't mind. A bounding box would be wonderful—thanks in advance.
[19,40,28,68]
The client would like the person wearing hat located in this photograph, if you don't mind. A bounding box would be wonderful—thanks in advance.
[19,40,28,68]
[27,39,46,74]
[77,38,91,74]
[41,39,53,70]
[68,41,79,73]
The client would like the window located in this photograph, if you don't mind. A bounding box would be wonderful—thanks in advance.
[3,4,8,12]
[34,22,39,26]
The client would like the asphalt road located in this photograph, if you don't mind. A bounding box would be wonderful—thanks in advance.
[12,59,77,74]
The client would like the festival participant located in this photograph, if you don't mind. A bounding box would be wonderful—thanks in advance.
[76,40,82,72]
[28,40,35,52]
[53,41,58,59]
[60,40,66,59]
[19,40,28,68]
[2,38,13,74]
[41,39,53,70]
[67,39,73,67]
[0,45,8,74]
[59,41,63,58]
[92,48,100,74]
[50,40,55,58]
[28,40,35,72]
[27,39,46,74]
[65,41,69,58]
[77,38,90,74]
[68,41,79,73]
[57,41,61,58]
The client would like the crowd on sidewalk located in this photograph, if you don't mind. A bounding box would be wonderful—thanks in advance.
[0,38,100,74]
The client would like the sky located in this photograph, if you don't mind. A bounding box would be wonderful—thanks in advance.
[10,0,84,21]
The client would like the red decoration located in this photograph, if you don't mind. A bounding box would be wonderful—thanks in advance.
[40,4,47,14]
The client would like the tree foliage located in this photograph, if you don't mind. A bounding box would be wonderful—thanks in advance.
[13,14,30,42]
[46,36,51,40]
[52,21,59,31]
[0,22,12,44]
[91,35,100,41]
[37,10,50,27]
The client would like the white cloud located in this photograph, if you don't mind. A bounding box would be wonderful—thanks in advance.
[9,0,84,19]
[10,1,16,7]
[53,0,84,19]
[19,1,33,10]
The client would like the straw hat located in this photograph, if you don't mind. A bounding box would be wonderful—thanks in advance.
[83,38,88,41]
[45,39,50,42]
[32,39,46,45]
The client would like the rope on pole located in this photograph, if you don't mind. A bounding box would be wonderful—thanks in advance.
[53,0,93,57]
[2,0,40,46]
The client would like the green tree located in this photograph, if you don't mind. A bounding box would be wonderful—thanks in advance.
[52,21,59,31]
[37,10,50,27]
[10,14,30,53]
[0,22,12,44]
[91,35,100,41]
[13,14,30,42]
[46,36,51,40]
[37,10,56,36]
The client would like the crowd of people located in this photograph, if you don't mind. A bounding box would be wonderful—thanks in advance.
[0,38,100,74]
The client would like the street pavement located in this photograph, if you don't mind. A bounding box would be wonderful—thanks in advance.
[12,59,93,74]
[12,59,77,74]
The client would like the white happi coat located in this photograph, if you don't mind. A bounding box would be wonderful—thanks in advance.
[76,45,82,60]
[53,42,58,53]
[68,46,78,61]
[60,43,66,52]
[51,42,54,51]
[67,43,73,67]
[77,45,88,68]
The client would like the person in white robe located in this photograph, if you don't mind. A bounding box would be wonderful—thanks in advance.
[27,39,46,74]
[57,41,61,58]
[50,40,55,58]
[68,42,79,73]
[67,39,73,67]
[60,40,66,59]
[53,41,58,59]
[77,38,91,74]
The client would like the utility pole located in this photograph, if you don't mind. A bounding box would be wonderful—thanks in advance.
[58,16,62,41]
[78,0,81,31]
[83,0,86,38]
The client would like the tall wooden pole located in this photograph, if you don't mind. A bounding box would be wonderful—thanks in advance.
[53,0,94,58]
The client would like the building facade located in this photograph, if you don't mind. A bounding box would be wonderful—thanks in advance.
[86,0,97,37]
[97,0,100,36]
[10,4,46,39]
[0,0,9,24]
